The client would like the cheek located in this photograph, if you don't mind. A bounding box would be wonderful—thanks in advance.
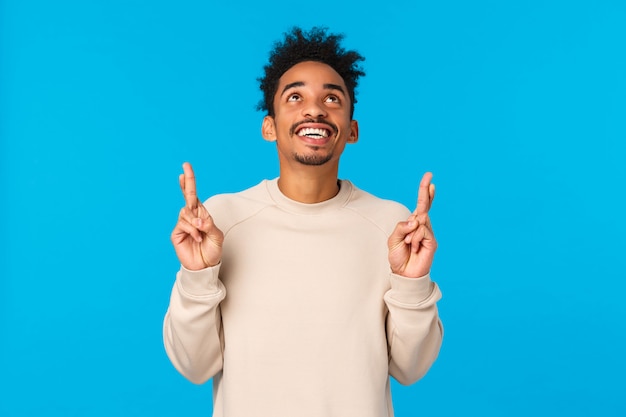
[276,117,292,130]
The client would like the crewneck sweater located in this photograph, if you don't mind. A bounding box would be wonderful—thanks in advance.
[164,179,443,417]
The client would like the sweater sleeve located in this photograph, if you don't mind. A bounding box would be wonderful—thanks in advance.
[163,265,226,384]
[384,273,443,385]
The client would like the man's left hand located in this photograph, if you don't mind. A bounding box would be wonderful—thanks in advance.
[388,172,437,278]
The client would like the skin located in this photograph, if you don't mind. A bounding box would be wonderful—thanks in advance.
[171,162,223,271]
[171,60,437,278]
[261,61,359,203]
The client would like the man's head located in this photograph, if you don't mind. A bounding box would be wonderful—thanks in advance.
[258,27,365,119]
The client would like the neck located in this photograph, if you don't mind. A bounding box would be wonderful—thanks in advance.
[277,167,340,204]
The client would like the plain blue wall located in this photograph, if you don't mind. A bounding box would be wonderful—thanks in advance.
[1,0,625,415]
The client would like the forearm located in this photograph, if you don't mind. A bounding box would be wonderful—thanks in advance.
[163,265,226,384]
[384,273,443,385]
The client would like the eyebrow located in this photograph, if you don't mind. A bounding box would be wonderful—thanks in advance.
[280,82,346,96]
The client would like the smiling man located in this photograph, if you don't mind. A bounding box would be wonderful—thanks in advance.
[163,27,443,417]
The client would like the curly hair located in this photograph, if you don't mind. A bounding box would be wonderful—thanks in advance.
[257,26,365,118]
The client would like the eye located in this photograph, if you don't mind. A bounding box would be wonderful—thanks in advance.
[287,93,301,102]
[325,95,340,104]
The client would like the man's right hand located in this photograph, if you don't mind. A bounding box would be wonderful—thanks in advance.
[171,162,224,270]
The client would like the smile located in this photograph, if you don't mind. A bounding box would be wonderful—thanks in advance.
[296,127,330,138]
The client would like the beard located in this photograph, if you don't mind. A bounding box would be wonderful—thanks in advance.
[293,149,334,166]
[289,118,338,166]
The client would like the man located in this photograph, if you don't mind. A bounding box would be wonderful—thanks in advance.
[163,27,443,417]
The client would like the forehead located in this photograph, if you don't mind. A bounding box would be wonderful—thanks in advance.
[277,61,347,92]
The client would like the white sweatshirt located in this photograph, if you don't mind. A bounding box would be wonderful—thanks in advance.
[164,179,443,417]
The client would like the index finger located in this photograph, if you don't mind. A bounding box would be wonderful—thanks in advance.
[181,162,199,209]
[414,172,434,215]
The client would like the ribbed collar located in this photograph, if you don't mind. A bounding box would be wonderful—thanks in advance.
[265,178,353,215]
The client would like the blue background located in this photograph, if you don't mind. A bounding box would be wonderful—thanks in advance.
[1,0,625,415]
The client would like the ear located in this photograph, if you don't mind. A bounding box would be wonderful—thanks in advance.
[348,120,359,144]
[262,116,277,142]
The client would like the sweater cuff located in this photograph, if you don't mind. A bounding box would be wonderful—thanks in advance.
[177,263,222,296]
[387,273,441,306]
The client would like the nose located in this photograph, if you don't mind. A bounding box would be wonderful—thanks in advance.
[301,100,327,119]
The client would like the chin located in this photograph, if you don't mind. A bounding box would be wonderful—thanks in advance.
[294,152,333,166]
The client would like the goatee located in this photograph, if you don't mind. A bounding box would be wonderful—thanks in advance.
[294,151,333,166]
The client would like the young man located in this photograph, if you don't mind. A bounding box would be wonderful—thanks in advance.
[163,27,443,417]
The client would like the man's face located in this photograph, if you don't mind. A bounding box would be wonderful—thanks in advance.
[262,61,358,167]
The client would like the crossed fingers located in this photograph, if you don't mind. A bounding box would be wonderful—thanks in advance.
[176,162,208,243]
[180,162,199,210]
[415,172,435,216]
[405,172,436,249]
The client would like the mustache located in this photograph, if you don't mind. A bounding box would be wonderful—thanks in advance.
[289,119,338,136]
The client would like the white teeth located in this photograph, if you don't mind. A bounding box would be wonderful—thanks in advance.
[297,128,329,138]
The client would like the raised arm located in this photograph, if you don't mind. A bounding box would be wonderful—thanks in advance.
[164,162,226,384]
[385,172,443,384]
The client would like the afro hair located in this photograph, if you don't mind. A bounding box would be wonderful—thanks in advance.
[257,26,365,118]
